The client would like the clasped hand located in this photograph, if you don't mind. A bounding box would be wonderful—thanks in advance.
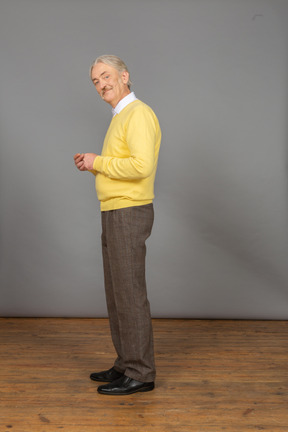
[74,153,98,171]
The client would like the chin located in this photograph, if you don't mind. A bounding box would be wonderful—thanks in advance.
[104,98,114,106]
[103,93,114,103]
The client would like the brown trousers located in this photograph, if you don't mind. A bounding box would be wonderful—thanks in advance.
[101,204,156,382]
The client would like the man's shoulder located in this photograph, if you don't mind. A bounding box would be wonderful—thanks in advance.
[127,99,148,110]
[124,99,157,118]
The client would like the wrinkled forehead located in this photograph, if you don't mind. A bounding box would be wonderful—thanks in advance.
[91,62,118,80]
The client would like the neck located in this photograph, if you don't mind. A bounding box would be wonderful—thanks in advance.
[111,89,131,108]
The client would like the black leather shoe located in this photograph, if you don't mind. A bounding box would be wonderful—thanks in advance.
[97,375,155,395]
[90,367,124,382]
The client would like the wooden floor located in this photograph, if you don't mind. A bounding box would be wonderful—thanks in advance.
[0,319,287,431]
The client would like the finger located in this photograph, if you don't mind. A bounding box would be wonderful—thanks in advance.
[75,156,84,164]
[74,153,84,161]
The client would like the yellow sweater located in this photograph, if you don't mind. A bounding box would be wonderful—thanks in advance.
[92,100,161,211]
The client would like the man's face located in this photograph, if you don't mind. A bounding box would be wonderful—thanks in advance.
[91,62,130,108]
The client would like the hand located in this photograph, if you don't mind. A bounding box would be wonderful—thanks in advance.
[83,153,98,171]
[73,153,98,171]
[74,153,87,171]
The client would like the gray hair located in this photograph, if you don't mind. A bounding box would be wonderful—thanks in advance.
[90,55,132,89]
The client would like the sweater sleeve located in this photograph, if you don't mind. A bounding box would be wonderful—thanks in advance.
[93,107,156,180]
[89,169,97,176]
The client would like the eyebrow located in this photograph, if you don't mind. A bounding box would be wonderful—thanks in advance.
[92,71,108,83]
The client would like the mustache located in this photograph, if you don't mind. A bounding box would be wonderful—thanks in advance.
[101,86,113,98]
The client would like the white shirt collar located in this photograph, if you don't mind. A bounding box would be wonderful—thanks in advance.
[112,92,137,116]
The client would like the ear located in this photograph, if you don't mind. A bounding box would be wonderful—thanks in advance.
[121,70,130,85]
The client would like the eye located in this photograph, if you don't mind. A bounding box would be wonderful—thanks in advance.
[105,75,110,80]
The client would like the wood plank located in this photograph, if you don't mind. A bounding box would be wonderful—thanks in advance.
[0,318,287,431]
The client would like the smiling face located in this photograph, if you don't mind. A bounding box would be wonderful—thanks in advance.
[91,62,130,108]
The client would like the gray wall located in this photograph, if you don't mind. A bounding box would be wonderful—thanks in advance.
[1,0,288,318]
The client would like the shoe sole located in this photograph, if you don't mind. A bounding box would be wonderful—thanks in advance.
[97,385,155,395]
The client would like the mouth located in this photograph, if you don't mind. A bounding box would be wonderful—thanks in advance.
[101,87,113,98]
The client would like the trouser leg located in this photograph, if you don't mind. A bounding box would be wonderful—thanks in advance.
[101,215,125,373]
[101,204,156,382]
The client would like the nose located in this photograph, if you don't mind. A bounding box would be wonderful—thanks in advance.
[99,78,106,89]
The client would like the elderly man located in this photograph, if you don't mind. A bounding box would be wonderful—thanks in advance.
[74,55,161,395]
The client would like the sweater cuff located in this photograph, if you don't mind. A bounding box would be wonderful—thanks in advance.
[88,169,97,176]
[93,155,103,172]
